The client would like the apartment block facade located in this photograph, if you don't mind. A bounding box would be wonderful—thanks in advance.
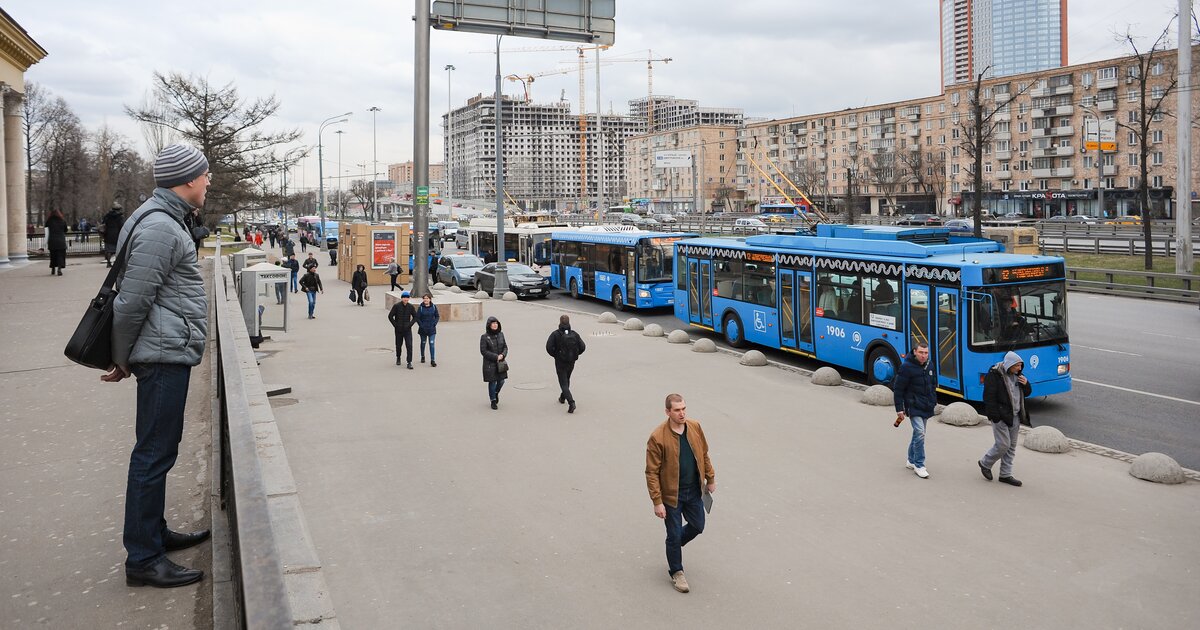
[737,46,1198,219]
[624,125,742,213]
[443,94,643,210]
[388,161,444,187]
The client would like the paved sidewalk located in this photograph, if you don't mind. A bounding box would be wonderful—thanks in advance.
[259,274,1200,629]
[0,257,212,629]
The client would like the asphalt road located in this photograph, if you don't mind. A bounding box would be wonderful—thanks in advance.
[535,286,1200,471]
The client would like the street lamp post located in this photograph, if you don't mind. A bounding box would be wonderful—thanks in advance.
[335,129,346,221]
[445,65,455,216]
[493,35,510,297]
[318,113,352,250]
[282,146,308,226]
[369,106,381,221]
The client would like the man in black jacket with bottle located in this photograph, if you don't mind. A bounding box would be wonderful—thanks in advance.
[388,291,418,368]
[892,342,936,480]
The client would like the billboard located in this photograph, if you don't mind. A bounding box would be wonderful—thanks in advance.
[372,230,397,269]
[431,0,615,45]
[654,150,692,168]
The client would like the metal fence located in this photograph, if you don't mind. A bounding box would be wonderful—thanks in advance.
[212,245,294,629]
[1066,267,1200,304]
[26,232,107,256]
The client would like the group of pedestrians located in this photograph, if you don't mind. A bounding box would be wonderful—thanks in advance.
[893,342,1030,486]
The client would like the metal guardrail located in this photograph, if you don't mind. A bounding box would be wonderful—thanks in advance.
[212,242,295,629]
[1066,266,1200,303]
[1039,235,1186,256]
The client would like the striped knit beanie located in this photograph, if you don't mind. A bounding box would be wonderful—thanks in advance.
[154,143,210,188]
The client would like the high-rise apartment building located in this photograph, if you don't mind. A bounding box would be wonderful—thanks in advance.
[443,94,644,210]
[941,0,1067,86]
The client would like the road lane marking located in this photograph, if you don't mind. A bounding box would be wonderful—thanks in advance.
[1072,345,1142,357]
[1073,378,1200,407]
[1144,331,1200,343]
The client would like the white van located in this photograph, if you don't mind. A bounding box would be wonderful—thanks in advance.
[437,220,460,241]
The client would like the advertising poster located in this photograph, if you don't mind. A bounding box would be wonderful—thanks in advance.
[372,230,396,269]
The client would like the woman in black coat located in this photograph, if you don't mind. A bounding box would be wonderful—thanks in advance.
[479,316,508,410]
[101,204,125,268]
[351,264,369,306]
[44,210,68,276]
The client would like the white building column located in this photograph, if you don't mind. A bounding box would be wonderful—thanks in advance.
[0,86,9,267]
[4,89,26,263]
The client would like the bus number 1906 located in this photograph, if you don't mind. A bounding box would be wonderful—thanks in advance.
[825,325,846,338]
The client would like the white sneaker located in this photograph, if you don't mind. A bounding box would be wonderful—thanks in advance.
[914,467,929,479]
[905,461,916,470]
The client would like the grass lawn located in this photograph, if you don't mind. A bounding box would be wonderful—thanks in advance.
[1061,252,1200,290]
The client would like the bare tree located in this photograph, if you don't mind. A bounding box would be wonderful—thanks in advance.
[350,179,377,220]
[956,73,1034,236]
[125,72,302,220]
[132,89,175,156]
[842,155,866,224]
[1115,25,1178,269]
[22,83,75,224]
[865,150,904,215]
[787,158,829,214]
[899,148,946,215]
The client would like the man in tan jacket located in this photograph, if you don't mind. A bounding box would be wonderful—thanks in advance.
[645,393,716,593]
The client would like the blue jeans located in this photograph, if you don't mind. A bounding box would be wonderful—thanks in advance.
[420,333,436,362]
[487,378,506,402]
[124,363,192,568]
[908,415,927,468]
[664,484,706,575]
[306,291,317,317]
[290,271,298,292]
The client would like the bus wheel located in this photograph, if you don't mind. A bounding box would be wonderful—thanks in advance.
[611,288,626,311]
[866,347,900,386]
[569,279,580,299]
[723,313,747,348]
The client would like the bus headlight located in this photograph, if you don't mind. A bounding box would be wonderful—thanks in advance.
[638,290,651,298]
[1057,363,1070,375]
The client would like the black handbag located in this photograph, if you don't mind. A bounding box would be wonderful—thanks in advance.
[496,358,509,376]
[63,208,173,370]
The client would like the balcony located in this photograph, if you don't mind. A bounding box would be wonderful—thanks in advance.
[907,126,921,137]
[993,112,1011,122]
[883,116,896,124]
[1097,99,1117,112]
[1033,105,1075,118]
[1032,167,1074,178]
[905,111,920,121]
[1032,146,1074,158]
[908,143,921,151]
[1031,125,1075,138]
[1097,76,1119,90]
[1102,165,1118,176]
[993,131,1012,141]
[814,151,827,159]
[994,150,1012,161]
[1031,84,1075,98]
[994,170,1013,180]
[847,120,858,129]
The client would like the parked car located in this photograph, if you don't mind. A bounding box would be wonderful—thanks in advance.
[895,214,943,226]
[1045,215,1098,224]
[604,211,628,222]
[436,253,485,288]
[619,214,640,225]
[635,216,660,228]
[1001,212,1027,220]
[653,214,678,224]
[734,217,769,234]
[474,263,549,298]
[437,220,460,241]
[1105,215,1143,225]
[762,214,790,224]
[943,218,974,233]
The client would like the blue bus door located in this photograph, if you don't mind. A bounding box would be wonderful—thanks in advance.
[687,259,712,326]
[934,288,961,391]
[625,249,636,306]
[778,269,814,353]
[907,284,931,354]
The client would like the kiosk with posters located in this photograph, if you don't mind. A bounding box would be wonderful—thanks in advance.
[337,222,412,287]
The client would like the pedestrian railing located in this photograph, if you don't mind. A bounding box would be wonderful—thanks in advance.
[1066,266,1200,304]
[212,245,295,629]
[26,232,106,256]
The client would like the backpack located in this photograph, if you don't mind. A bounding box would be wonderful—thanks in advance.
[555,330,581,363]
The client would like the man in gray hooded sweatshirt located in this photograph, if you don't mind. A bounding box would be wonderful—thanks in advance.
[979,351,1030,487]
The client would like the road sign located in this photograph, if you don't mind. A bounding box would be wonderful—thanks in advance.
[416,185,429,205]
[654,150,692,168]
[1084,118,1117,152]
[431,0,615,45]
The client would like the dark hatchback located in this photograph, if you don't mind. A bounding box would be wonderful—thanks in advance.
[895,213,943,226]
[474,263,550,298]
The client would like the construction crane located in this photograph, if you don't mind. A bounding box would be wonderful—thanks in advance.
[588,51,672,131]
[743,137,831,226]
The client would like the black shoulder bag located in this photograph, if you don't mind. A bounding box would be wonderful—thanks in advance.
[63,209,173,370]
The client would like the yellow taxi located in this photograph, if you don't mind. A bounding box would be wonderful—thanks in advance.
[1103,215,1143,225]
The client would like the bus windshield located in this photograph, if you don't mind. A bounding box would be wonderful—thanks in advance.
[637,237,683,282]
[970,281,1068,348]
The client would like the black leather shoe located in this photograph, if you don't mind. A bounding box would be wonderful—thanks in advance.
[126,557,203,588]
[978,460,993,481]
[164,528,210,551]
[568,402,576,414]
[558,395,566,404]
[998,476,1023,487]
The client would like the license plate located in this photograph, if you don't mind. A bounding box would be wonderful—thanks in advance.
[528,288,542,293]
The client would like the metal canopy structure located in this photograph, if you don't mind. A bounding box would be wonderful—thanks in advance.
[431,0,616,45]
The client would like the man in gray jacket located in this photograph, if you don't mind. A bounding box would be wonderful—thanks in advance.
[102,143,212,588]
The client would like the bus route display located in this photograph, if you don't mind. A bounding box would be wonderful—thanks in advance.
[984,263,1064,284]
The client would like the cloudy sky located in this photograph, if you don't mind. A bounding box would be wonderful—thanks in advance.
[7,0,1184,188]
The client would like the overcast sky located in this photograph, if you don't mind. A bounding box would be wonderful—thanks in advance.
[7,0,1184,188]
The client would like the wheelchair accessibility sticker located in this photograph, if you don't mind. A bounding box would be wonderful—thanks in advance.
[753,310,767,332]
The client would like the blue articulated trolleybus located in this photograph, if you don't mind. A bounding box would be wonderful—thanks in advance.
[551,230,698,310]
[672,224,1071,402]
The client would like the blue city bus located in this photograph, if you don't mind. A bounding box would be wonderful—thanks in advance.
[759,203,810,218]
[672,224,1071,401]
[551,230,698,310]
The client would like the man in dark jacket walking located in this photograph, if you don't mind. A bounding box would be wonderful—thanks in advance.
[299,268,324,319]
[302,252,319,273]
[388,291,418,368]
[284,254,301,293]
[892,342,936,479]
[102,143,212,588]
[545,314,586,413]
[979,351,1030,487]
[101,203,125,267]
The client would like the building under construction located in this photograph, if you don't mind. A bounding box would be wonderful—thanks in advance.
[443,94,644,211]
[628,95,744,133]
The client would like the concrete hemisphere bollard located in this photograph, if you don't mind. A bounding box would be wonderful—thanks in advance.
[1022,425,1071,453]
[692,338,718,353]
[432,282,447,290]
[937,401,982,426]
[811,366,841,386]
[597,311,618,324]
[473,290,490,299]
[623,317,645,331]
[448,285,463,294]
[860,384,893,406]
[933,404,947,416]
[667,329,691,344]
[739,350,768,366]
[502,291,518,301]
[1128,452,1186,484]
[642,323,664,337]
